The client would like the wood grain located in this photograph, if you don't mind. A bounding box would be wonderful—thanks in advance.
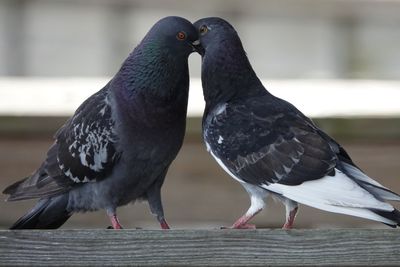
[0,229,399,266]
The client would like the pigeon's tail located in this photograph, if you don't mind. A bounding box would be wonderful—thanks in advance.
[340,161,400,202]
[370,208,400,228]
[340,161,400,227]
[3,165,69,201]
[263,168,400,227]
[10,194,71,229]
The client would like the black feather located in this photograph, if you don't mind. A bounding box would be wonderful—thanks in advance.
[10,194,70,229]
[204,98,337,186]
[4,16,198,229]
[3,178,28,195]
[370,208,400,227]
[195,16,400,228]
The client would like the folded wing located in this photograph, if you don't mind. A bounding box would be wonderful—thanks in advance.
[4,87,119,201]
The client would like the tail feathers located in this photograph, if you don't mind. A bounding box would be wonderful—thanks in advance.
[370,208,400,228]
[4,169,70,201]
[3,177,28,195]
[341,161,400,201]
[10,194,71,229]
[362,183,400,202]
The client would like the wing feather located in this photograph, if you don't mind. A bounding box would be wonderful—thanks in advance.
[54,87,118,184]
[204,97,337,186]
[4,86,120,200]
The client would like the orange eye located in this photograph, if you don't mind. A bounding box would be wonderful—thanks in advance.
[199,25,208,35]
[176,31,186,40]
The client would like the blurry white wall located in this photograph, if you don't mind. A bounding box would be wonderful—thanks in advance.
[0,0,400,79]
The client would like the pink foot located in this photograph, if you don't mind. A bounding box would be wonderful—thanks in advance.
[282,223,293,230]
[160,218,170,230]
[282,207,298,230]
[109,214,123,229]
[222,209,262,230]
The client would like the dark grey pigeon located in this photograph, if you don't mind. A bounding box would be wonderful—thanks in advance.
[3,16,199,229]
[193,17,400,229]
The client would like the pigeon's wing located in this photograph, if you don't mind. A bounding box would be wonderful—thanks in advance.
[203,96,338,187]
[52,87,119,184]
[4,87,120,201]
[204,95,400,218]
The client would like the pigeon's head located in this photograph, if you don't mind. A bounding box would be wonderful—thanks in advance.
[193,17,242,56]
[144,16,199,57]
[193,17,262,106]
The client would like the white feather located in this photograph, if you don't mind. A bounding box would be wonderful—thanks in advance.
[342,162,383,187]
[342,162,400,201]
[217,136,224,144]
[208,144,271,217]
[214,103,227,116]
[207,135,398,225]
[242,183,269,216]
[99,105,107,116]
[79,152,88,166]
[262,169,396,224]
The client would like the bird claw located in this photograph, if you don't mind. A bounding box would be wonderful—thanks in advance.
[107,225,124,229]
[107,226,142,229]
[159,218,170,230]
[282,223,293,230]
[236,223,257,229]
[220,223,257,229]
[282,207,297,230]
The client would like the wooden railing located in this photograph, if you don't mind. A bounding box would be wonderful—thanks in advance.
[0,229,399,266]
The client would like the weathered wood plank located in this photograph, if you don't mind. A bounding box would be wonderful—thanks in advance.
[0,229,399,266]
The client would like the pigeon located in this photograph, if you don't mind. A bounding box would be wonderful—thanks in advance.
[3,16,199,229]
[193,17,400,229]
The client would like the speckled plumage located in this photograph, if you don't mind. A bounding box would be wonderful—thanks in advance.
[4,16,198,229]
[194,17,400,228]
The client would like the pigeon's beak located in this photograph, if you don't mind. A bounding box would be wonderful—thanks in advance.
[192,40,200,46]
[191,40,204,55]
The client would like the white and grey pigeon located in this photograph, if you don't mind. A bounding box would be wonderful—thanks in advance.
[193,17,400,229]
[3,16,199,229]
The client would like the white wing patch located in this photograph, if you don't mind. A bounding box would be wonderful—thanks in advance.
[59,163,90,183]
[70,122,114,172]
[55,88,117,184]
[214,103,227,116]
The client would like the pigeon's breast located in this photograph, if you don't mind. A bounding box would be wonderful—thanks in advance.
[110,110,186,202]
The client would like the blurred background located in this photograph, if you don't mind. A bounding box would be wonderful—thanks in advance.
[0,0,399,229]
